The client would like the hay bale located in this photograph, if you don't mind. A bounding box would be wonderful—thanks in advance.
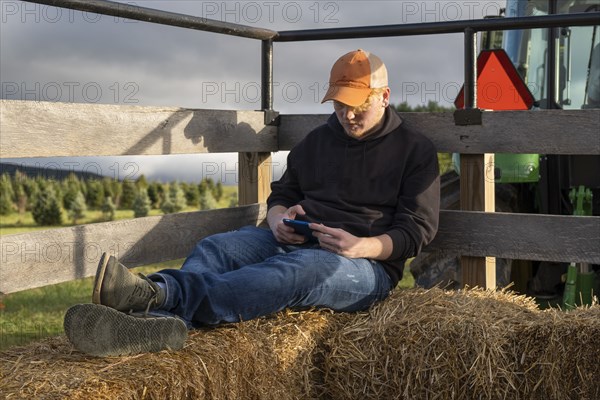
[322,288,600,400]
[0,310,334,400]
[1,288,598,400]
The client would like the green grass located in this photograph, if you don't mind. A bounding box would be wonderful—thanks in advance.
[0,261,181,351]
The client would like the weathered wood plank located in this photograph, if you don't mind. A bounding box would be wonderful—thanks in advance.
[0,204,267,294]
[278,114,328,150]
[2,206,597,293]
[3,102,596,156]
[0,100,278,157]
[238,152,273,205]
[278,110,600,154]
[426,210,600,264]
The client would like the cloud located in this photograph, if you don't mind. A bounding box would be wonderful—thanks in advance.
[1,0,504,182]
[2,0,502,108]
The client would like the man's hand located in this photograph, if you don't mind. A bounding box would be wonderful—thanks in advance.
[267,205,309,244]
[310,224,393,260]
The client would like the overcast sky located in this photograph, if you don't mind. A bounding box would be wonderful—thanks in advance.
[1,0,504,183]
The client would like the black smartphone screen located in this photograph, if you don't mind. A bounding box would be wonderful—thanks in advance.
[283,219,317,242]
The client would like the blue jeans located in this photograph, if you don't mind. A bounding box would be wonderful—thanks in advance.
[151,226,394,327]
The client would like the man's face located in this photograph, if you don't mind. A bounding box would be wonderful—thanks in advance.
[333,88,390,139]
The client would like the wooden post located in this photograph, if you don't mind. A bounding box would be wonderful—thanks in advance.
[238,152,272,205]
[238,40,276,207]
[458,28,496,289]
[460,153,496,289]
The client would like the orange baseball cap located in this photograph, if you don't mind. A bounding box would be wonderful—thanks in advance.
[321,49,388,107]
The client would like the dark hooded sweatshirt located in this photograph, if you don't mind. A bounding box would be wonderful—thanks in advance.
[267,107,440,285]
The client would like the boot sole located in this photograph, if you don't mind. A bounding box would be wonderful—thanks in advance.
[64,303,187,357]
[92,253,110,305]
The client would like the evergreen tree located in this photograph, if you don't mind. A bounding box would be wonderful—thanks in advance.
[0,174,14,215]
[395,101,414,112]
[213,182,224,202]
[205,178,215,195]
[160,196,175,214]
[62,173,81,210]
[394,100,454,113]
[147,183,160,209]
[199,189,217,210]
[161,182,186,214]
[180,181,189,195]
[110,179,122,208]
[21,176,39,211]
[101,196,116,221]
[184,183,200,207]
[120,179,137,209]
[50,180,64,207]
[67,191,87,224]
[32,186,63,226]
[198,179,208,196]
[85,179,105,209]
[13,180,27,215]
[133,188,151,218]
[135,174,149,190]
[169,182,187,213]
[10,171,28,215]
[228,192,238,208]
[101,178,114,201]
[155,182,166,208]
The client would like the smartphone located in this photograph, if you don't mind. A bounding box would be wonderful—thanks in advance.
[283,218,317,242]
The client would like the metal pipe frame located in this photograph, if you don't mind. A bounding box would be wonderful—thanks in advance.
[21,0,600,117]
[23,0,278,40]
[261,39,279,125]
[261,40,273,112]
[546,0,559,110]
[23,0,598,43]
[276,12,600,42]
[463,28,478,109]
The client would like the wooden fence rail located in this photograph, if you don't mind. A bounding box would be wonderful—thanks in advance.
[2,101,598,157]
[0,100,598,294]
[278,110,600,154]
[0,100,277,158]
[0,204,267,294]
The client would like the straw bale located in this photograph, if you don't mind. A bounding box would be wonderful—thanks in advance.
[0,310,334,400]
[1,288,598,400]
[321,288,600,400]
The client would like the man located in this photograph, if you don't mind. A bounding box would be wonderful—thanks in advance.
[64,49,440,357]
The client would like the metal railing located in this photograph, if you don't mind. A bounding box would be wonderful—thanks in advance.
[26,0,277,39]
[22,0,600,118]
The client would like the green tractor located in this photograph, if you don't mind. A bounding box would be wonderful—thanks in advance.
[410,0,600,302]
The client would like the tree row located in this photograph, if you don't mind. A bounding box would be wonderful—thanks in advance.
[0,171,234,226]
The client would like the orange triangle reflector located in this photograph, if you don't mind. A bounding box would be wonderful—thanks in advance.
[455,49,534,110]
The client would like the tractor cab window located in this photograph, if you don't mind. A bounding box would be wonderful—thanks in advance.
[499,0,600,109]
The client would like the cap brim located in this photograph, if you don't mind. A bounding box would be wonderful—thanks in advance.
[321,85,371,107]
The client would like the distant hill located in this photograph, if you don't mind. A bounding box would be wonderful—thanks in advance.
[0,162,106,181]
